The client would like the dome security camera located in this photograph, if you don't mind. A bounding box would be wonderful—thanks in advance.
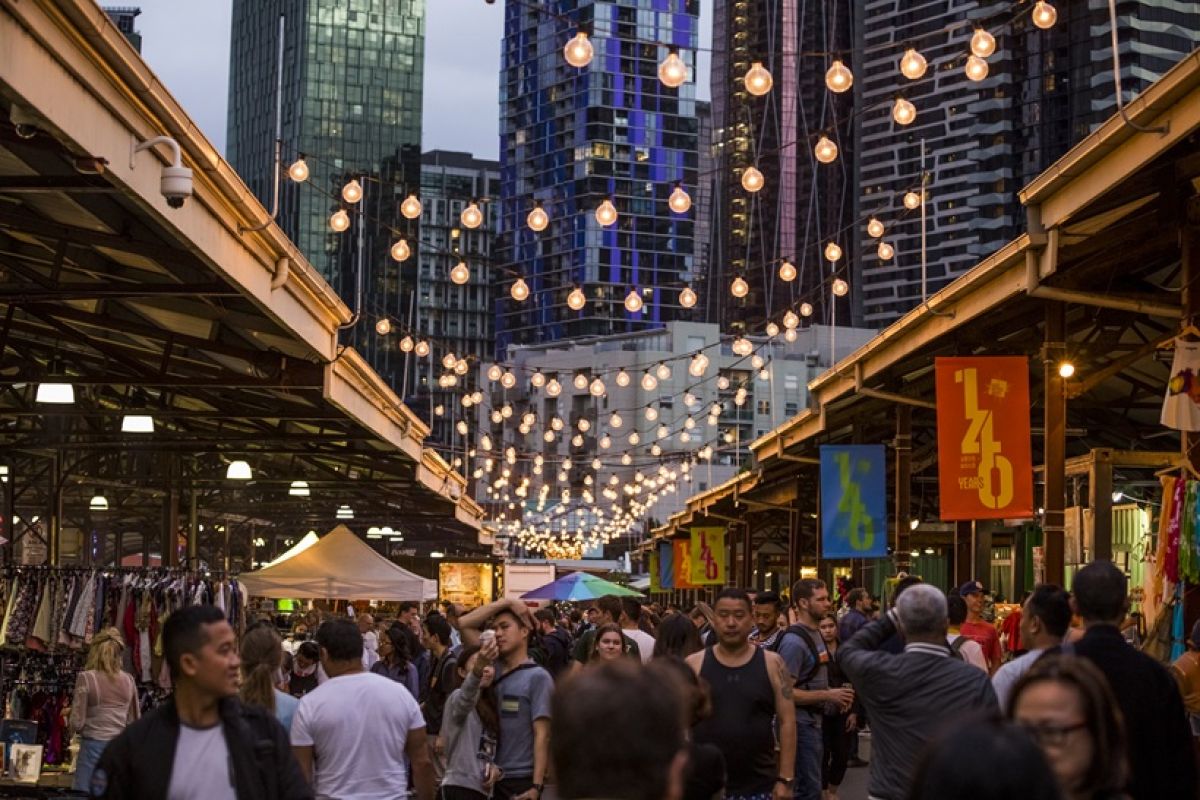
[131,135,193,209]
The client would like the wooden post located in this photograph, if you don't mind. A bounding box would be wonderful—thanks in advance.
[954,520,972,587]
[974,521,993,587]
[740,522,753,588]
[187,488,199,567]
[894,406,912,570]
[1043,301,1067,586]
[1090,451,1114,561]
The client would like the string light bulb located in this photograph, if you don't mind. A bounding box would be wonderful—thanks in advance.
[658,50,688,88]
[744,62,773,95]
[567,286,586,311]
[645,405,659,421]
[527,202,549,232]
[450,261,470,285]
[595,198,618,226]
[287,158,309,182]
[800,302,814,317]
[766,321,780,337]
[656,363,671,380]
[689,353,709,377]
[624,288,644,313]
[399,335,414,352]
[460,201,483,229]
[341,178,363,204]
[825,242,843,262]
[1032,1,1057,29]
[899,48,927,80]
[867,218,884,238]
[778,260,797,282]
[511,277,530,302]
[573,373,589,391]
[965,54,989,82]
[783,310,800,329]
[668,183,692,213]
[970,28,996,58]
[825,59,853,93]
[487,364,503,382]
[501,371,517,389]
[375,318,391,335]
[641,371,658,391]
[832,278,850,297]
[390,239,411,261]
[732,336,753,356]
[814,136,838,164]
[531,371,546,388]
[414,339,431,357]
[679,286,698,308]
[401,194,422,219]
[329,209,350,232]
[589,377,606,397]
[903,191,921,210]
[785,328,798,342]
[564,31,593,68]
[892,97,917,126]
[878,241,895,260]
[546,378,562,397]
[741,166,765,192]
[616,369,631,387]
[731,276,749,298]
[609,412,623,429]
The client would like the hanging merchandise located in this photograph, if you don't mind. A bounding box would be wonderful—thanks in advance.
[1162,340,1200,430]
[1165,475,1186,585]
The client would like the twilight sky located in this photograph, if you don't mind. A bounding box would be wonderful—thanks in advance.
[131,1,712,161]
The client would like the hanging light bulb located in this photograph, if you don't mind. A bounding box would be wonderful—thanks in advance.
[615,369,631,387]
[899,48,927,80]
[970,28,996,58]
[892,96,917,126]
[628,431,641,445]
[744,61,773,95]
[878,241,895,260]
[825,242,843,262]
[656,363,671,380]
[689,353,709,377]
[751,354,765,369]
[399,335,414,353]
[717,376,730,390]
[624,288,644,313]
[589,377,606,397]
[375,318,391,336]
[400,194,422,219]
[450,261,471,285]
[487,364,503,382]
[668,183,692,213]
[531,371,546,388]
[595,198,618,226]
[765,321,779,337]
[641,371,658,391]
[573,373,589,391]
[741,166,765,193]
[645,405,659,421]
[832,278,850,297]
[778,260,797,282]
[567,286,586,311]
[1032,1,1057,29]
[390,239,411,262]
[564,31,594,68]
[608,411,623,429]
[965,54,989,82]
[679,286,698,308]
[287,157,309,182]
[599,434,612,450]
[732,336,753,356]
[546,378,562,397]
[414,340,431,357]
[867,218,885,238]
[825,59,854,93]
[731,276,749,298]
[527,201,549,231]
[501,371,518,389]
[329,209,350,232]
[783,310,800,329]
[658,49,688,88]
[511,277,530,302]
[903,191,921,210]
[341,178,363,204]
[784,327,798,342]
[578,418,591,432]
[814,136,838,164]
[800,302,814,317]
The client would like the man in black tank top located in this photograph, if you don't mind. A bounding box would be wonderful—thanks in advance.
[688,588,796,800]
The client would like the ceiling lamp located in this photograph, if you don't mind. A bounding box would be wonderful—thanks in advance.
[511,277,530,302]
[878,241,895,260]
[641,371,659,391]
[450,261,471,285]
[825,59,853,93]
[121,414,154,433]
[778,260,797,282]
[460,201,483,229]
[744,62,773,95]
[615,369,631,387]
[668,183,692,213]
[287,158,309,182]
[814,136,838,164]
[341,179,363,204]
[329,209,350,232]
[336,504,354,520]
[527,202,549,232]
[624,288,644,313]
[567,286,586,311]
[899,48,927,80]
[595,198,618,226]
[800,302,814,317]
[903,191,921,210]
[390,239,411,262]
[400,194,422,219]
[226,460,252,480]
[1032,1,1057,29]
[965,54,989,82]
[867,218,884,238]
[289,480,310,497]
[824,242,843,262]
[783,310,800,329]
[892,97,917,126]
[564,31,594,68]
[89,490,108,512]
[375,318,391,336]
[589,377,606,397]
[730,276,749,298]
[658,50,688,88]
[679,285,698,308]
[741,166,765,193]
[970,28,996,58]
[832,278,850,297]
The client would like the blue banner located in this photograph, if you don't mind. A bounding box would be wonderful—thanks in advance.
[658,540,675,589]
[820,445,888,559]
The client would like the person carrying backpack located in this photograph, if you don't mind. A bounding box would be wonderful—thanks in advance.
[533,609,573,679]
[945,594,989,673]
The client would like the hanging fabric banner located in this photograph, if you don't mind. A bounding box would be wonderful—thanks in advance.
[673,539,697,589]
[820,445,888,559]
[689,527,726,585]
[649,550,661,594]
[658,540,674,590]
[935,356,1035,520]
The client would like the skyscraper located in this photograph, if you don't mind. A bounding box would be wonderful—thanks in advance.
[494,0,700,354]
[103,7,142,52]
[226,0,425,386]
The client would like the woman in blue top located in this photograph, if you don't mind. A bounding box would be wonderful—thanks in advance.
[372,625,420,698]
[239,624,299,733]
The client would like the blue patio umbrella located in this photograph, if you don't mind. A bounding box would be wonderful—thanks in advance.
[519,571,643,601]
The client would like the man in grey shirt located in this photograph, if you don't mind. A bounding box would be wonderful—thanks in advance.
[839,584,998,800]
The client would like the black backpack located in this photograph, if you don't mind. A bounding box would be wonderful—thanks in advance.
[949,635,970,660]
[770,624,825,686]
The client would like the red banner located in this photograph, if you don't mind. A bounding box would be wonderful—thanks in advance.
[673,539,696,589]
[935,357,1034,520]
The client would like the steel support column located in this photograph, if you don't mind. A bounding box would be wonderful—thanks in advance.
[1090,452,1114,561]
[894,406,912,571]
[187,489,198,568]
[1043,301,1067,586]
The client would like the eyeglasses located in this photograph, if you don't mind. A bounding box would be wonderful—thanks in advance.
[1019,720,1088,747]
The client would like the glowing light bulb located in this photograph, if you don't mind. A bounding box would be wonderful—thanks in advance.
[970,28,996,58]
[878,241,895,260]
[783,310,800,329]
[741,166,765,193]
[1058,361,1075,378]
[903,191,921,210]
[1032,1,1057,29]
[892,97,917,126]
[668,183,692,213]
[832,278,849,297]
[731,276,749,298]
[744,62,773,96]
[450,261,470,285]
[567,287,586,311]
[825,59,853,93]
[646,405,659,421]
[375,318,391,335]
[825,242,843,262]
[800,302,814,317]
[399,335,414,352]
[599,435,611,450]
[766,321,780,337]
[329,209,350,232]
[658,50,688,88]
[778,260,797,282]
[487,364,503,382]
[751,354,765,369]
[624,288,644,313]
[390,239,411,261]
[342,179,363,204]
[616,369,631,387]
[590,378,606,397]
[564,31,593,68]
[287,158,309,182]
[679,286,697,308]
[784,328,798,342]
[608,412,623,429]
[732,336,753,356]
[401,194,422,219]
[717,376,730,390]
[511,277,530,302]
[814,136,838,164]
[461,201,483,229]
[867,218,884,238]
[527,203,549,231]
[656,363,671,380]
[641,372,658,391]
[595,198,618,226]
[899,48,927,80]
[573,373,589,391]
[965,54,989,82]
[628,432,640,445]
[689,353,709,377]
[414,340,431,357]
[546,378,562,397]
[501,371,517,389]
[531,371,546,388]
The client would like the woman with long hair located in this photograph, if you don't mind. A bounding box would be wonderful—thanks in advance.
[239,625,300,732]
[818,614,855,800]
[440,639,503,800]
[1008,654,1128,800]
[590,623,625,664]
[653,613,703,659]
[372,624,420,699]
[69,627,138,791]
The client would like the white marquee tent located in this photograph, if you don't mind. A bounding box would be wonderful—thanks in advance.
[239,525,437,601]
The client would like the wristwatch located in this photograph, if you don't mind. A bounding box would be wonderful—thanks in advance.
[776,776,794,787]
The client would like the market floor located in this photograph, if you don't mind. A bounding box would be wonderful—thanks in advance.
[836,764,871,799]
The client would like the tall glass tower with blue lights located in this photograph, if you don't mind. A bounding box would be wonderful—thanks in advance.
[495,0,700,354]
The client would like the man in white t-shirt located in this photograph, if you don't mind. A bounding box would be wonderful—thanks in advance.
[618,598,655,664]
[992,584,1070,709]
[358,612,378,656]
[292,619,434,800]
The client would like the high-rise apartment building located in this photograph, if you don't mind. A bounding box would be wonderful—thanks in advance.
[226,0,425,387]
[708,0,856,330]
[495,0,700,354]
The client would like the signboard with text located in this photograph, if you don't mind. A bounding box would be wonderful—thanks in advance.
[820,445,887,559]
[688,527,726,585]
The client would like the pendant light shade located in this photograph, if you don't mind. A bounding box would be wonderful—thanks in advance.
[226,460,252,480]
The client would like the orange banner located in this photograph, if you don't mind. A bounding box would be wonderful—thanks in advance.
[935,356,1034,520]
[673,539,697,589]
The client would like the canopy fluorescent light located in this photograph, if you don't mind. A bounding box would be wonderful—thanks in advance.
[335,504,354,519]
[36,383,74,405]
[89,492,108,511]
[121,414,155,433]
[226,460,252,480]
[289,480,310,497]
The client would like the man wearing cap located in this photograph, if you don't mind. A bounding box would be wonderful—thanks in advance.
[956,581,1001,673]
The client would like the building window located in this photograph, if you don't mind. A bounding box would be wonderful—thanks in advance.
[756,400,770,415]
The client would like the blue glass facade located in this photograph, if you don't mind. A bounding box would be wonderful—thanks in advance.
[496,0,700,354]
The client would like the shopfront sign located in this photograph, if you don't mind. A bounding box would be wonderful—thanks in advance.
[689,527,726,585]
[820,445,887,559]
[935,356,1034,520]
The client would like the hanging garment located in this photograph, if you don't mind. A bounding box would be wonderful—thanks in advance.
[1163,339,1200,430]
[1166,476,1187,585]
[1,573,23,643]
[28,579,53,648]
[55,574,76,647]
[67,573,96,639]
[6,576,40,645]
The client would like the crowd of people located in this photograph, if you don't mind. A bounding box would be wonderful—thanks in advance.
[63,563,1200,800]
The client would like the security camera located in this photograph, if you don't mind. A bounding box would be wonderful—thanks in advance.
[131,135,193,209]
[9,106,38,140]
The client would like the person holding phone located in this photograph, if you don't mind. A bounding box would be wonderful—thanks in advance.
[440,634,503,800]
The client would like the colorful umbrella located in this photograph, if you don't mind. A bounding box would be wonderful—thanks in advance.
[519,571,643,601]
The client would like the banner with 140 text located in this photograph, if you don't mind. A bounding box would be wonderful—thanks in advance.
[820,445,888,559]
[688,527,726,585]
